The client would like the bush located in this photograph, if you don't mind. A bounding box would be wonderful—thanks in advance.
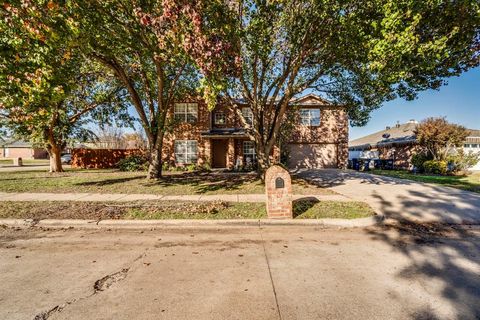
[447,149,480,173]
[411,152,430,172]
[118,155,148,172]
[423,160,448,175]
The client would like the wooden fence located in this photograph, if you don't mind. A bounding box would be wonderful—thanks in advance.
[71,148,144,169]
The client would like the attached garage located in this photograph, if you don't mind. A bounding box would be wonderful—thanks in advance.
[287,143,338,169]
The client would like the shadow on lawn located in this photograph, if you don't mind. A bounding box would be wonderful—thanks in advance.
[292,197,319,218]
[148,171,261,194]
[75,175,145,186]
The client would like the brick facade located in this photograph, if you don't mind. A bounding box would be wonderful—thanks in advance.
[0,147,48,159]
[162,94,348,170]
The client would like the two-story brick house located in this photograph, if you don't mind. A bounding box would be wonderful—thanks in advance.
[162,94,349,170]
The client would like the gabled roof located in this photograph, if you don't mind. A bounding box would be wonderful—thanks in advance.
[467,129,480,137]
[349,121,418,150]
[290,93,332,106]
[1,139,33,148]
[233,93,334,107]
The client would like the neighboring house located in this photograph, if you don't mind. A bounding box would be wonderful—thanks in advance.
[0,139,48,159]
[464,129,480,171]
[162,94,349,170]
[349,121,480,170]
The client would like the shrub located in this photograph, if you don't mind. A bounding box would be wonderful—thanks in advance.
[411,152,430,172]
[118,155,148,172]
[423,160,447,175]
[162,162,171,171]
[196,162,211,172]
[185,164,197,172]
[447,149,480,173]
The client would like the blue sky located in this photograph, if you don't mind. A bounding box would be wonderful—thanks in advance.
[349,67,480,140]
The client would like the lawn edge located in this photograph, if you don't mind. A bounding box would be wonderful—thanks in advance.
[0,215,383,229]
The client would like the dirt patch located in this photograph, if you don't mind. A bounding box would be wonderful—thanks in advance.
[94,268,130,292]
[154,239,263,249]
[0,225,45,247]
[366,220,480,246]
[0,201,231,220]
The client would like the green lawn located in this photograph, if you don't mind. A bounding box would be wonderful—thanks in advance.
[0,169,335,195]
[370,169,480,194]
[0,200,375,220]
[0,159,50,166]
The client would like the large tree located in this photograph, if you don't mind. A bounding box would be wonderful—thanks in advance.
[73,0,238,179]
[415,117,469,161]
[0,1,130,172]
[223,0,479,174]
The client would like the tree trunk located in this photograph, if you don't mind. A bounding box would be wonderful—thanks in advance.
[256,143,272,180]
[147,144,163,179]
[47,144,63,173]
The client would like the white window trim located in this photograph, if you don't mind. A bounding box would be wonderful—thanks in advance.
[174,103,198,123]
[299,108,320,126]
[241,107,253,126]
[243,141,256,161]
[214,112,226,125]
[174,140,198,164]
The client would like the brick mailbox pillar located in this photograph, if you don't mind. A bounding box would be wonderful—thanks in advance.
[265,165,293,219]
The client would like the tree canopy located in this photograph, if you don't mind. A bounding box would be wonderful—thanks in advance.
[71,0,238,178]
[0,1,130,171]
[220,0,479,172]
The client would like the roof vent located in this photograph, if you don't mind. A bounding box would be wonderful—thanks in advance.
[386,126,391,130]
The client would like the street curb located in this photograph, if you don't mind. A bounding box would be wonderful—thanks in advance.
[0,215,383,229]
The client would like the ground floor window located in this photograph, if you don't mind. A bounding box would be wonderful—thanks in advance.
[243,141,256,165]
[174,140,198,164]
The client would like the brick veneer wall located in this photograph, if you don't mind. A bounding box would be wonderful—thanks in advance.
[162,100,211,166]
[288,105,349,169]
[162,98,347,169]
[0,148,48,159]
[377,144,419,169]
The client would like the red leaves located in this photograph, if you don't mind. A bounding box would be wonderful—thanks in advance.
[133,0,239,78]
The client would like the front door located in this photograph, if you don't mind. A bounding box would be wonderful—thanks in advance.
[212,139,228,168]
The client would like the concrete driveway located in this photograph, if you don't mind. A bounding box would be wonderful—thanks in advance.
[1,225,479,320]
[297,169,480,224]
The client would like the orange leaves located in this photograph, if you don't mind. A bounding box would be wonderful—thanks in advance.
[47,1,57,10]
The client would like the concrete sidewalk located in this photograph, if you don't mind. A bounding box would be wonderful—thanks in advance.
[0,192,352,203]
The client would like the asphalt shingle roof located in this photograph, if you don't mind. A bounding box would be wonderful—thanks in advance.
[349,123,480,150]
[349,122,418,149]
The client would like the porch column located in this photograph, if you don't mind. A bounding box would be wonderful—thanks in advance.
[199,139,211,167]
[227,138,235,170]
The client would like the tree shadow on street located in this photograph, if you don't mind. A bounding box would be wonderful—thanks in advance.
[365,192,480,319]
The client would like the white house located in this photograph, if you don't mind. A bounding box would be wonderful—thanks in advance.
[464,129,480,171]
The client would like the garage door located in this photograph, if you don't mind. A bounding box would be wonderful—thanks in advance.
[287,144,337,169]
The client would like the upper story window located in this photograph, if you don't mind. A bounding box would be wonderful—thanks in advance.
[214,112,226,125]
[174,103,198,123]
[174,140,198,164]
[241,108,253,126]
[299,108,320,126]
